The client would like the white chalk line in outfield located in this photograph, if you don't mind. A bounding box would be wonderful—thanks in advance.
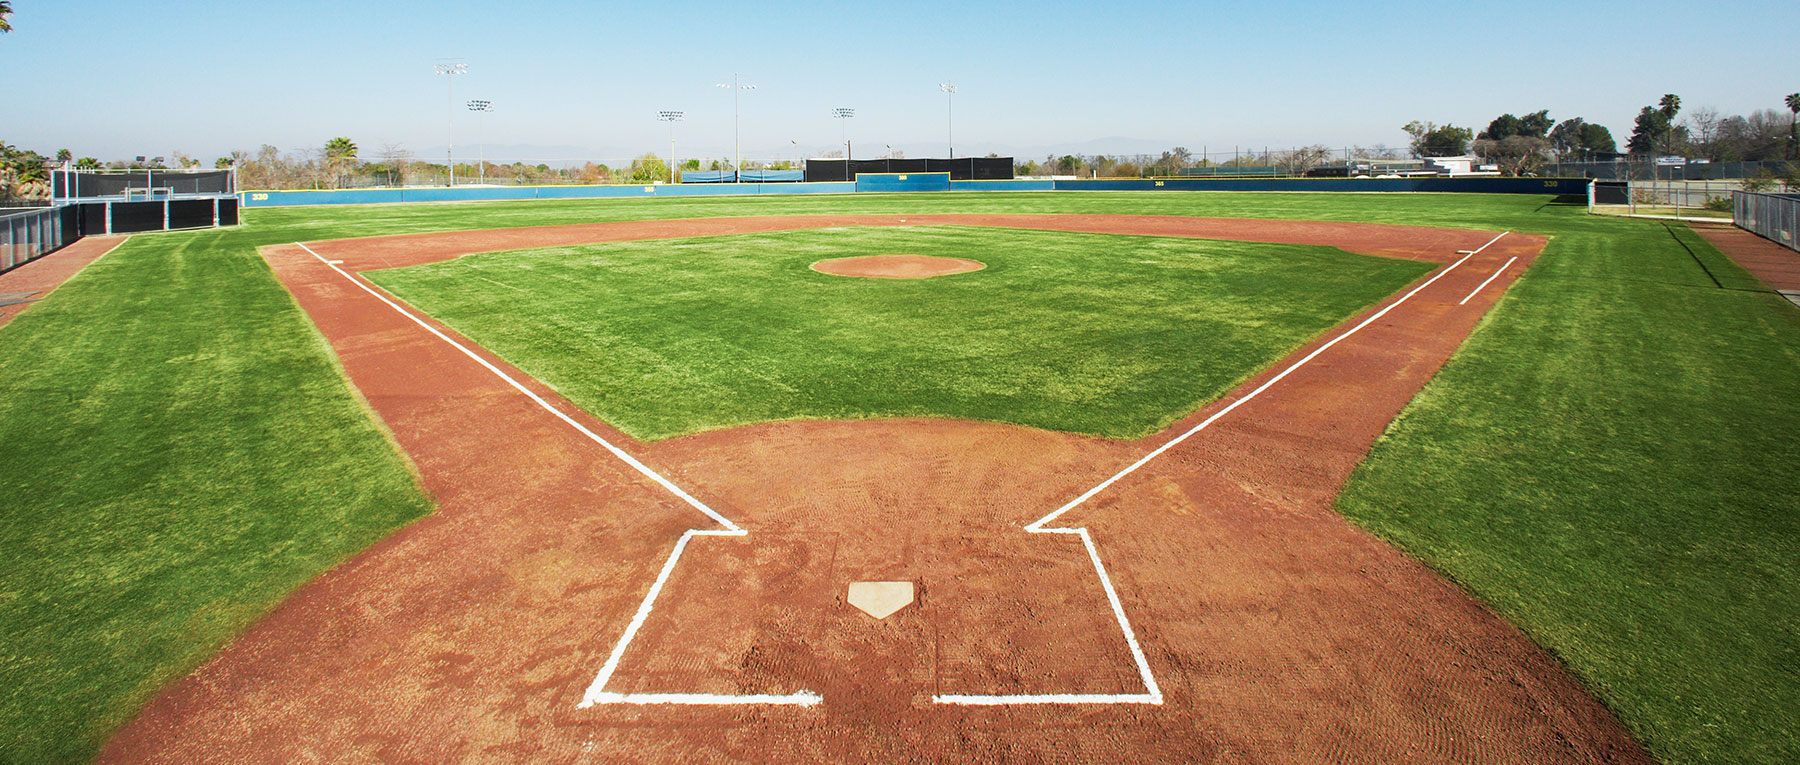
[295,242,820,706]
[1459,256,1519,305]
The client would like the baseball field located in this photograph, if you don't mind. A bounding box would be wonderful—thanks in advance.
[2,192,1797,763]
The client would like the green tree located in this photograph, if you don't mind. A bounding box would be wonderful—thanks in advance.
[1480,110,1552,141]
[628,153,670,183]
[0,1,12,33]
[56,148,71,163]
[74,157,101,170]
[215,157,232,169]
[1627,106,1670,155]
[323,136,357,164]
[1403,121,1473,156]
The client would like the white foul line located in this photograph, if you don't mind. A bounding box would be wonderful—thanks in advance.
[939,235,1505,706]
[1026,248,1479,534]
[294,242,739,533]
[1458,256,1518,305]
[296,242,819,706]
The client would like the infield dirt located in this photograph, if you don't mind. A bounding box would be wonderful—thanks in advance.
[102,215,1648,763]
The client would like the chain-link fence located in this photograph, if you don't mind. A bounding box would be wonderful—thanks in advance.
[1735,192,1800,253]
[1540,159,1794,181]
[2,206,80,273]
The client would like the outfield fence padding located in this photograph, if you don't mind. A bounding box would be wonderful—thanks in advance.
[239,177,1593,207]
[1735,192,1800,252]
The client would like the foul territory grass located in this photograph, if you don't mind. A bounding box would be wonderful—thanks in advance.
[364,226,1433,440]
[0,231,432,762]
[2,191,1797,763]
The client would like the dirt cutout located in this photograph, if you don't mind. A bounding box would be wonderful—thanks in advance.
[103,215,1649,764]
[811,254,985,279]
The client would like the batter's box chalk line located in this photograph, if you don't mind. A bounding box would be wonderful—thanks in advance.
[295,231,1504,708]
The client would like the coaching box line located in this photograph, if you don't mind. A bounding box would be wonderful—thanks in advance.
[293,229,1506,710]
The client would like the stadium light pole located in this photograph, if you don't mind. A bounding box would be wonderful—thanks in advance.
[940,82,956,158]
[434,61,467,186]
[714,74,756,182]
[466,99,493,185]
[834,108,855,167]
[658,110,685,184]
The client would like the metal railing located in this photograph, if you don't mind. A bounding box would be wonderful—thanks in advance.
[1735,192,1800,253]
[2,206,79,273]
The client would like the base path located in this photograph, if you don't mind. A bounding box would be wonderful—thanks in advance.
[104,215,1648,763]
[0,236,126,330]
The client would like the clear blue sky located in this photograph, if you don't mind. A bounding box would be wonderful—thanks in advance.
[3,0,1795,164]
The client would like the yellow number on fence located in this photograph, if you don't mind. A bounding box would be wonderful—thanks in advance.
[251,193,268,201]
[1155,181,1165,187]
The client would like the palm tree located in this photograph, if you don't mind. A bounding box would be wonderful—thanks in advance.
[1787,93,1799,160]
[0,1,13,34]
[323,137,357,188]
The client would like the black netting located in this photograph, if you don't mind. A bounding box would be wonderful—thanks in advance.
[58,170,233,199]
[805,157,1011,182]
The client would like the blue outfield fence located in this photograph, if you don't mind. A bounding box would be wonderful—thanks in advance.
[240,176,1592,207]
[855,173,951,193]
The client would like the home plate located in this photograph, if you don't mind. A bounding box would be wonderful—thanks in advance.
[847,581,915,620]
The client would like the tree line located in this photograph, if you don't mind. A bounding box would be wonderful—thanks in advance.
[4,91,1795,200]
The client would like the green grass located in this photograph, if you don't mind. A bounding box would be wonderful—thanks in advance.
[365,226,1431,440]
[1336,220,1800,764]
[0,191,1795,763]
[0,232,433,762]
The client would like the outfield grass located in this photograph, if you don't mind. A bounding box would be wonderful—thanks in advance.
[0,192,1794,763]
[365,226,1431,440]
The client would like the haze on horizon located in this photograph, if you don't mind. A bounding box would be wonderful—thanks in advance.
[2,0,1794,164]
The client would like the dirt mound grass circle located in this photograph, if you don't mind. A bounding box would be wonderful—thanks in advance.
[810,254,985,279]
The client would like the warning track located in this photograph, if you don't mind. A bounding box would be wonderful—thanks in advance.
[102,215,1647,763]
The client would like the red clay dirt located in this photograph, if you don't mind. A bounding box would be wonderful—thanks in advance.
[102,215,1649,763]
[811,253,985,279]
[1690,221,1800,291]
[0,236,126,330]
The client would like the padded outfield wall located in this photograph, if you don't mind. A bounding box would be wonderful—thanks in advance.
[240,177,1590,207]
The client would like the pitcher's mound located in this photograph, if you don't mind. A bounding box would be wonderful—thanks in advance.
[810,254,985,279]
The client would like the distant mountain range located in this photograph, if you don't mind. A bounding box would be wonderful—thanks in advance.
[411,136,1194,167]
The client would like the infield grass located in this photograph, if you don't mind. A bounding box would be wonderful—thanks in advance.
[364,226,1433,440]
[1,192,1795,764]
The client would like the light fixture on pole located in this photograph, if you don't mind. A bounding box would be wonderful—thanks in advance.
[834,108,854,168]
[940,82,956,158]
[658,110,685,184]
[466,99,493,185]
[714,74,756,183]
[434,61,467,186]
